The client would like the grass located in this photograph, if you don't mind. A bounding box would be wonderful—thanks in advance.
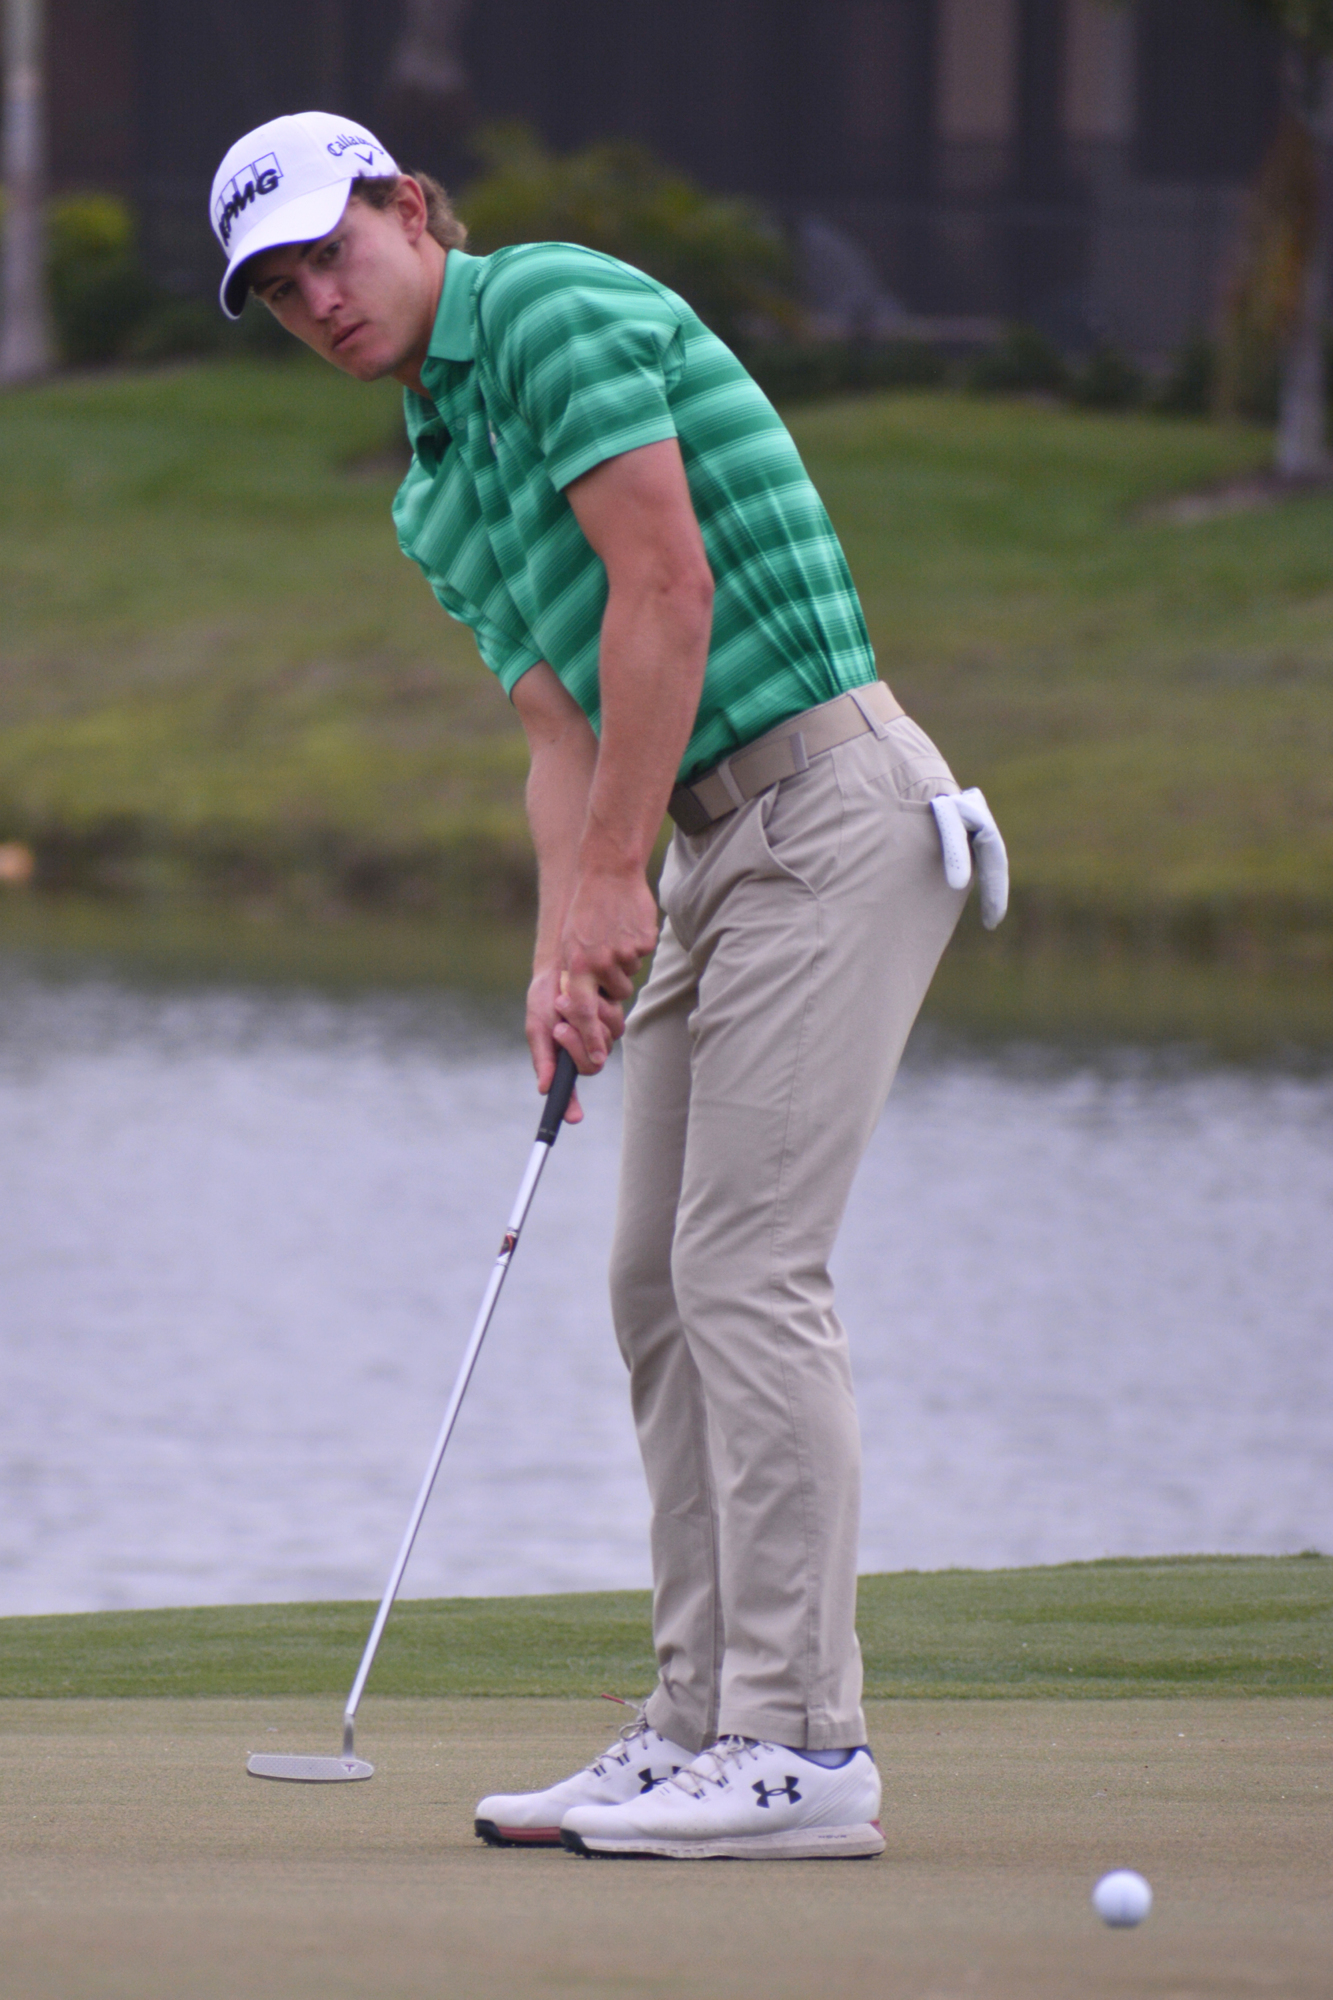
[3,1555,1328,1702]
[1,359,1331,953]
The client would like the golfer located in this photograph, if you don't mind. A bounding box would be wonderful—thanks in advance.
[210,112,1005,1861]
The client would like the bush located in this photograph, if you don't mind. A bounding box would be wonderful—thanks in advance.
[1216,327,1280,424]
[123,298,222,363]
[1069,345,1145,410]
[34,193,296,368]
[47,194,158,364]
[1152,332,1216,416]
[966,322,1069,396]
[459,123,796,348]
[739,338,947,403]
[221,292,302,357]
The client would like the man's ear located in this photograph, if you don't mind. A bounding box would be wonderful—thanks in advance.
[393,176,430,247]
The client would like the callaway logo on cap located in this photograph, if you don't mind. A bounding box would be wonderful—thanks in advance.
[209,111,398,318]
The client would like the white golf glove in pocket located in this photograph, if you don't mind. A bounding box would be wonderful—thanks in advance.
[930,788,1009,929]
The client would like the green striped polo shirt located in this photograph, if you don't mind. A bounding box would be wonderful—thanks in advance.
[392,243,877,783]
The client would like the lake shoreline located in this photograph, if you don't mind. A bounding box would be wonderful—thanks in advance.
[2,888,1329,1061]
[3,1555,1329,1701]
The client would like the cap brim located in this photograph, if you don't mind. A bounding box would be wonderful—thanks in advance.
[219,182,354,319]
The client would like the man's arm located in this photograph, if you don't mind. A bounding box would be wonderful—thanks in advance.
[551,437,714,1067]
[511,660,603,1121]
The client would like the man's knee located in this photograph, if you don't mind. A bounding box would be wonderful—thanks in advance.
[670,1218,832,1327]
[609,1223,676,1363]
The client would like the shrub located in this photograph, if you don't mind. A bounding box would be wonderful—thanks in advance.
[965,322,1069,395]
[1069,345,1145,410]
[47,193,158,364]
[739,338,947,403]
[459,123,796,347]
[222,293,302,357]
[1152,332,1216,416]
[123,298,222,363]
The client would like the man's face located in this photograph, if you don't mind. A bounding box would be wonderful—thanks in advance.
[248,190,433,382]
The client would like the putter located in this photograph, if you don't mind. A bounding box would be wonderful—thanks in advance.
[247,1047,581,1783]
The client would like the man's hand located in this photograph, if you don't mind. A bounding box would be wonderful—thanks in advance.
[553,865,659,1071]
[525,957,628,1121]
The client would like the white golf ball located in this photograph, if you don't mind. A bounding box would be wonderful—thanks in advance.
[1092,1869,1153,1927]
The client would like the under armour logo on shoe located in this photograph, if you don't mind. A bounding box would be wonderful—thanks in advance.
[752,1776,802,1809]
[637,1765,682,1792]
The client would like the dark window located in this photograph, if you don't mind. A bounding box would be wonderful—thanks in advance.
[1135,0,1282,182]
[793,0,933,197]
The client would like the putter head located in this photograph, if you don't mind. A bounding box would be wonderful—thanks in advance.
[247,1751,374,1782]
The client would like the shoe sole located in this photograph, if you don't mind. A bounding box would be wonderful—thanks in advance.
[475,1818,562,1847]
[561,1820,885,1861]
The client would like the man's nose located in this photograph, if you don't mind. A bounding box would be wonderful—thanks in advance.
[304,273,341,320]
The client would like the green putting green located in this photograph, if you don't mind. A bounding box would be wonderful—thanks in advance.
[4,1555,1329,1701]
[2,1695,1329,2000]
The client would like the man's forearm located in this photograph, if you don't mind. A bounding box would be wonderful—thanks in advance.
[579,573,711,878]
[546,436,714,1066]
[526,723,598,970]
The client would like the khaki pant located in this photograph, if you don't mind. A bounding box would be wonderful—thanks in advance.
[609,715,966,1753]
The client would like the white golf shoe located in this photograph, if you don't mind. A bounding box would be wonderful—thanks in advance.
[560,1735,885,1860]
[475,1709,694,1846]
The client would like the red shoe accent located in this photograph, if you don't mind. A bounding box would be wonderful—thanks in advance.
[871,1820,883,1833]
[497,1825,561,1844]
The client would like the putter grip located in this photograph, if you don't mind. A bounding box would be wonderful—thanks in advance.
[536,1048,579,1144]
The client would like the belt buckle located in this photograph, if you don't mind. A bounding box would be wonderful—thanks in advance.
[668,783,715,837]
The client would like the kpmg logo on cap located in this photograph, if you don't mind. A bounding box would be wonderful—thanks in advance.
[326,132,380,166]
[215,153,282,247]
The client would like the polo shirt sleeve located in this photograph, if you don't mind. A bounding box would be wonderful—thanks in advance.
[471,614,544,695]
[427,580,544,696]
[483,251,685,490]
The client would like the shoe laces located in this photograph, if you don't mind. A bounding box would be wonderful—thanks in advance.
[588,1702,653,1775]
[668,1734,762,1799]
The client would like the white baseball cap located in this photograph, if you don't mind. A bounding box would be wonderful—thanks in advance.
[210,111,399,318]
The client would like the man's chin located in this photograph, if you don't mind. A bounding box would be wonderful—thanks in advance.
[327,331,402,382]
[330,349,388,382]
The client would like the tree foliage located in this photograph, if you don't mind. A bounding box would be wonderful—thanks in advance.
[1218,110,1319,414]
[458,124,796,346]
[1221,2,1333,466]
[1243,1,1333,52]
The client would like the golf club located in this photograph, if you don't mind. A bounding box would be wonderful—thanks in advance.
[247,1047,581,1783]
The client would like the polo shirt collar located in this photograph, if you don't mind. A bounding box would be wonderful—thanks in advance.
[406,250,484,463]
[429,248,482,364]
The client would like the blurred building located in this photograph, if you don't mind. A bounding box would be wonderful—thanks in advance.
[42,0,1281,357]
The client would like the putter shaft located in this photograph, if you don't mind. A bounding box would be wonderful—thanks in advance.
[340,1049,580,1757]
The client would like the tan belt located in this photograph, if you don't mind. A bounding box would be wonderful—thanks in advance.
[668,680,906,835]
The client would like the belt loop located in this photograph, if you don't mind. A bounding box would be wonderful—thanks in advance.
[848,686,891,739]
[789,729,809,773]
[716,756,746,811]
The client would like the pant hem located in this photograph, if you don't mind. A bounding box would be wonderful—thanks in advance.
[716,1706,869,1751]
[643,1691,712,1758]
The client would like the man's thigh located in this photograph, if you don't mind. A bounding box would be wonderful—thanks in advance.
[666,724,964,1288]
[609,919,697,1353]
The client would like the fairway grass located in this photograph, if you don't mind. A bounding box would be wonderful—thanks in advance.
[3,364,1332,954]
[3,1556,1329,1702]
[3,1695,1330,1999]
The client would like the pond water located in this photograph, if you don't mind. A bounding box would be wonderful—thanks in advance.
[2,956,1331,1617]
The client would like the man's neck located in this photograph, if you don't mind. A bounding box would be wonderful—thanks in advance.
[393,243,449,397]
